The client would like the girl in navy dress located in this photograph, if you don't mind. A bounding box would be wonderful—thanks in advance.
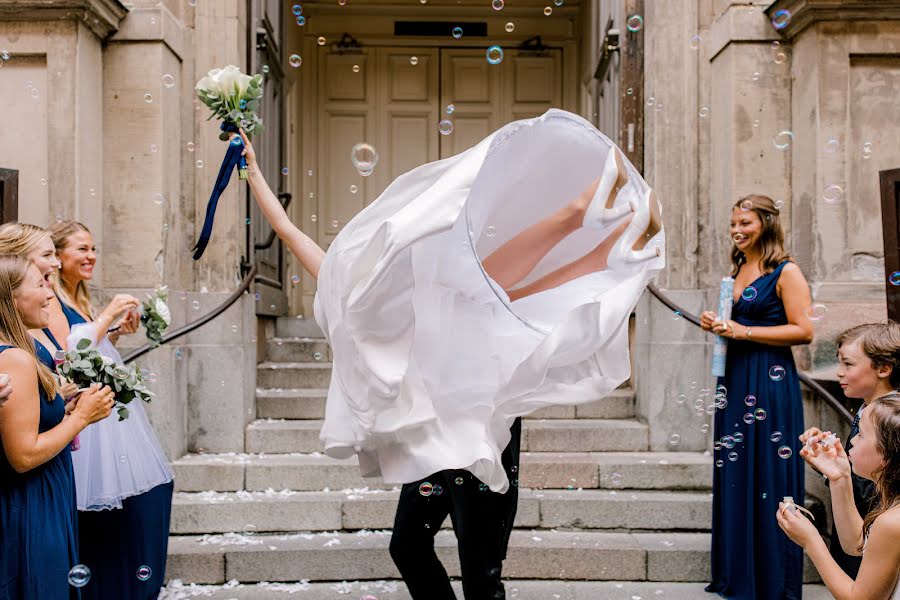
[700,195,814,599]
[0,253,114,599]
[48,221,174,600]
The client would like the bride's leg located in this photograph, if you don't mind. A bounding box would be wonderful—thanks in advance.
[480,178,600,290]
[507,218,631,302]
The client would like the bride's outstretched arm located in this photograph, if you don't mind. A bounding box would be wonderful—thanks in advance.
[239,129,326,280]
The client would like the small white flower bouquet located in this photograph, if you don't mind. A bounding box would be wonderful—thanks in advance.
[140,285,171,347]
[58,339,155,421]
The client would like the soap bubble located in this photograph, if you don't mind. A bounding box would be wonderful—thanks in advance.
[352,65,360,73]
[862,141,873,159]
[452,27,463,39]
[822,184,843,204]
[438,119,454,135]
[143,93,153,103]
[740,199,753,211]
[350,184,358,194]
[543,6,552,15]
[505,22,515,32]
[136,565,152,581]
[689,35,701,50]
[192,300,201,310]
[243,523,257,536]
[292,4,302,15]
[771,9,791,30]
[313,352,323,361]
[153,193,165,205]
[721,435,735,449]
[175,349,184,360]
[669,433,681,446]
[610,472,623,486]
[554,0,563,5]
[715,459,724,467]
[0,50,9,60]
[742,286,758,301]
[317,37,326,46]
[626,14,644,32]
[68,565,91,588]
[752,72,760,81]
[351,142,379,176]
[673,310,682,320]
[768,365,786,381]
[281,167,289,175]
[778,446,793,459]
[807,303,827,321]
[754,408,768,421]
[733,432,745,443]
[162,74,175,88]
[493,0,504,8]
[773,130,794,150]
[419,482,434,496]
[486,45,504,65]
[196,159,204,168]
[727,451,738,462]
[311,214,318,222]
[409,56,419,66]
[774,199,785,209]
[824,138,838,153]
[626,87,633,95]
[698,107,709,118]
[187,141,195,152]
[296,16,306,26]
[261,65,270,74]
[890,272,900,286]
[770,431,783,443]
[743,412,755,424]
[289,54,302,68]
[433,484,444,496]
[646,97,655,106]
[744,394,757,407]
[446,104,455,114]
[485,225,496,238]
[675,393,687,404]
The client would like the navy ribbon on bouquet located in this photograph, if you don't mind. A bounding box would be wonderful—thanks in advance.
[192,122,249,260]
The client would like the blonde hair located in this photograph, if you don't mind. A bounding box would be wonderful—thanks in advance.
[730,194,793,276]
[837,322,900,389]
[860,393,900,551]
[50,221,94,319]
[0,254,58,400]
[0,222,53,258]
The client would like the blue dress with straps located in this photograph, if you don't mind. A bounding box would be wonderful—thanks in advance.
[706,260,805,599]
[0,330,80,599]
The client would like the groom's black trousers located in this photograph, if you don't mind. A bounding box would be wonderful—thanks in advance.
[389,418,522,600]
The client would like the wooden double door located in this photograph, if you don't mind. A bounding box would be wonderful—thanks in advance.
[313,46,563,247]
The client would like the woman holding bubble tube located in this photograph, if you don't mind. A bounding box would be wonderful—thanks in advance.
[700,194,814,599]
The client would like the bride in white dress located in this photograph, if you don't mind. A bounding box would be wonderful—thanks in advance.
[240,109,664,492]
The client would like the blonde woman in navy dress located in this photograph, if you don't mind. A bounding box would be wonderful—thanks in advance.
[48,221,174,600]
[0,252,114,599]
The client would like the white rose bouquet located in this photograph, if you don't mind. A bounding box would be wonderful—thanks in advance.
[59,339,155,421]
[139,285,171,347]
[195,65,265,155]
[192,65,265,260]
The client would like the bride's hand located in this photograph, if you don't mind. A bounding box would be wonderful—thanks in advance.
[238,129,257,168]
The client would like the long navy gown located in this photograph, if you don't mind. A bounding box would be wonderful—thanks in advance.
[706,260,805,599]
[0,332,80,599]
[58,299,173,600]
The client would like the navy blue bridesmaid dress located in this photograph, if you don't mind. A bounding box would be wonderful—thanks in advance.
[57,298,173,600]
[0,332,80,599]
[706,260,805,599]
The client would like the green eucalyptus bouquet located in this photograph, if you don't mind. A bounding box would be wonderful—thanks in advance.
[140,285,171,347]
[59,339,154,421]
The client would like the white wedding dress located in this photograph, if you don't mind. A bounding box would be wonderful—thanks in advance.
[315,109,665,492]
[67,323,173,510]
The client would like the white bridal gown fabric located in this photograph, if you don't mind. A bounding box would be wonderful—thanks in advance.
[315,109,665,492]
[67,323,173,510]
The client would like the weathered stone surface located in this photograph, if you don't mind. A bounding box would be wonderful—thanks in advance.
[257,362,332,389]
[524,419,649,452]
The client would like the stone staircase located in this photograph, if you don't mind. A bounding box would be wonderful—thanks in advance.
[163,317,825,598]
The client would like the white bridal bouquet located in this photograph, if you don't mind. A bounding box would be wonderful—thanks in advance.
[140,285,171,347]
[195,65,264,177]
[58,339,155,421]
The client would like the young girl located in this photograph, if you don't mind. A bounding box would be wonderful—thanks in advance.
[800,321,900,577]
[778,389,900,598]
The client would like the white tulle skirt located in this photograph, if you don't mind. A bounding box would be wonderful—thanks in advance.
[68,323,173,511]
[315,109,665,493]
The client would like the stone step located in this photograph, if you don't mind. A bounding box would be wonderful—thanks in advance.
[275,316,323,339]
[166,530,713,584]
[265,337,332,363]
[257,362,332,389]
[256,388,328,420]
[244,418,650,454]
[170,489,713,534]
[255,388,636,421]
[172,452,712,493]
[160,580,833,600]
